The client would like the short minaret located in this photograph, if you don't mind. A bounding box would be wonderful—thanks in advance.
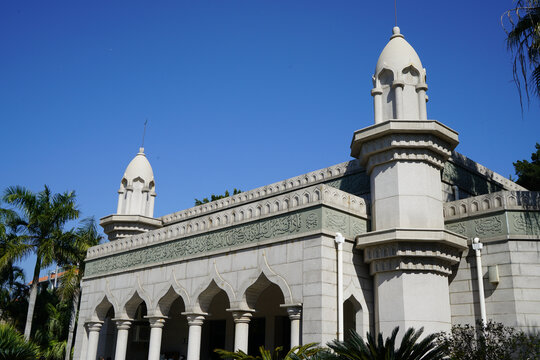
[352,27,467,335]
[117,147,156,217]
[100,147,162,241]
[371,27,428,123]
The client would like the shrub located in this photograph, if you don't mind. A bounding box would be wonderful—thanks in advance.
[438,320,540,360]
[0,323,41,360]
[326,327,445,360]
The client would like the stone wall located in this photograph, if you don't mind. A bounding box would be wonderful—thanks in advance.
[445,191,540,331]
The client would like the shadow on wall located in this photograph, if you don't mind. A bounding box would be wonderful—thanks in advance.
[442,152,509,200]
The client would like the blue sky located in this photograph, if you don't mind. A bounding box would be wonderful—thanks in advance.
[1,1,539,280]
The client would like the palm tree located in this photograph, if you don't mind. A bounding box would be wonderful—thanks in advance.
[326,327,445,360]
[2,185,79,340]
[0,208,29,330]
[502,0,540,107]
[56,218,102,360]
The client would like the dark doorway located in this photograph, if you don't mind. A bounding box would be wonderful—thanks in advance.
[274,315,291,351]
[248,317,265,355]
[208,320,226,360]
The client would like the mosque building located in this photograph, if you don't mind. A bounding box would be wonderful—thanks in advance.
[73,27,540,360]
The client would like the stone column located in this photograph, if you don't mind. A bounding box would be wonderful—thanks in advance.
[146,316,166,360]
[184,313,205,360]
[285,306,302,348]
[231,311,252,352]
[85,321,103,360]
[392,80,404,119]
[416,83,428,120]
[113,319,131,360]
[371,87,383,124]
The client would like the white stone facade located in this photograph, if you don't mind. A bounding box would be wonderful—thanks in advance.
[74,27,540,360]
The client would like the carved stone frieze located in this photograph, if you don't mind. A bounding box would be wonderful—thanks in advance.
[510,212,540,235]
[86,207,368,277]
[474,217,502,236]
[88,184,369,261]
[87,210,312,277]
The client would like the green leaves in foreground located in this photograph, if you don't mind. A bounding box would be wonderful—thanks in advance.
[326,327,445,360]
[215,343,325,360]
[0,323,41,360]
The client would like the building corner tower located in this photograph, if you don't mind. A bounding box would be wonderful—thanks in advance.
[352,27,467,335]
[100,147,162,241]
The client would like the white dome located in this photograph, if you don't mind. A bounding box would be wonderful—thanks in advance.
[375,27,423,76]
[122,147,154,184]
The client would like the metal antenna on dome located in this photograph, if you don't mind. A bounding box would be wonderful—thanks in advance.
[141,119,148,149]
[394,0,398,26]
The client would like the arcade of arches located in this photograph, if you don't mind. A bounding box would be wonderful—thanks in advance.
[84,279,364,360]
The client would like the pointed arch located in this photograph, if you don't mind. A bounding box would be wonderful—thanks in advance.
[193,279,232,314]
[155,286,187,317]
[91,295,115,321]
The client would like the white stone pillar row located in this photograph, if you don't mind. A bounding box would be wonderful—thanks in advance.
[285,306,302,348]
[231,310,253,353]
[392,80,404,119]
[113,319,131,360]
[146,316,167,360]
[416,83,428,120]
[185,313,205,360]
[85,321,103,360]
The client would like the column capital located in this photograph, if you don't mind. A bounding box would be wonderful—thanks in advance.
[85,321,103,332]
[144,316,167,328]
[391,79,405,89]
[415,82,428,92]
[112,318,132,330]
[371,87,383,96]
[182,312,206,326]
[228,309,255,324]
[280,304,302,320]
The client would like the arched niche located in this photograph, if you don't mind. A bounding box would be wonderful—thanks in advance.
[344,295,364,340]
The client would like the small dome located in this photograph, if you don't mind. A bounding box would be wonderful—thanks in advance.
[375,27,423,76]
[122,147,154,184]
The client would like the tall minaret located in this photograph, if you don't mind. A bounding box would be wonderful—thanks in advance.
[352,27,467,335]
[101,147,161,241]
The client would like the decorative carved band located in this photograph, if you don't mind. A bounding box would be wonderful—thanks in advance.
[444,190,540,220]
[86,207,369,277]
[88,184,368,260]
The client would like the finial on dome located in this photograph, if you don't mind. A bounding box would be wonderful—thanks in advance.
[391,26,404,39]
[139,147,145,154]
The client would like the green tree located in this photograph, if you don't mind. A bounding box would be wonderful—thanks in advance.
[503,0,540,107]
[195,188,242,206]
[1,185,79,340]
[326,327,444,360]
[0,323,41,360]
[0,208,29,330]
[513,142,540,189]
